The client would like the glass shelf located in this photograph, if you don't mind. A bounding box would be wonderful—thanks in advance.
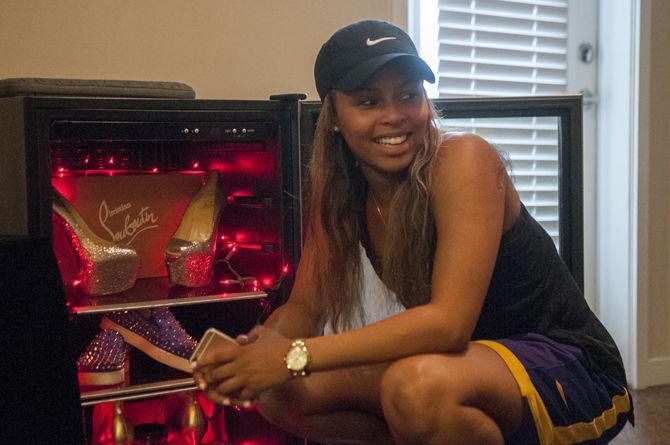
[79,350,198,406]
[80,377,196,407]
[67,276,267,315]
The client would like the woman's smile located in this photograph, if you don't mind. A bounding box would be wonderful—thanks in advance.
[374,133,412,156]
[375,133,408,146]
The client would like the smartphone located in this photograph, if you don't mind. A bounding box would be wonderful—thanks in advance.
[189,327,238,366]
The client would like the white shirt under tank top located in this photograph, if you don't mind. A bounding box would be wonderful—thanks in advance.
[323,244,405,334]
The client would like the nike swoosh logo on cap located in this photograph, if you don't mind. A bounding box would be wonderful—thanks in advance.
[366,37,397,46]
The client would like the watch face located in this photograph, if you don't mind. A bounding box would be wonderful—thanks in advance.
[286,346,307,370]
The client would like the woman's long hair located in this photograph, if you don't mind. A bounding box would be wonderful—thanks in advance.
[306,91,443,332]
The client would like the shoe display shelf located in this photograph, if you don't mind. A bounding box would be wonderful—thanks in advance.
[73,285,269,407]
[1,94,303,443]
[69,277,268,315]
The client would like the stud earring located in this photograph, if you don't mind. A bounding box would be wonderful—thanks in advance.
[333,125,340,133]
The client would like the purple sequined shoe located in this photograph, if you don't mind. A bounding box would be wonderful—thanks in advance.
[100,307,197,373]
[77,329,128,386]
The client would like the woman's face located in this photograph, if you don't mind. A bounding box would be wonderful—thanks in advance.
[331,64,430,179]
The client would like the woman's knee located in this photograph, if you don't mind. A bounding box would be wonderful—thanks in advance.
[380,348,523,444]
[380,355,458,439]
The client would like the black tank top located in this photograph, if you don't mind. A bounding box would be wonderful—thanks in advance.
[473,204,627,386]
[361,203,627,387]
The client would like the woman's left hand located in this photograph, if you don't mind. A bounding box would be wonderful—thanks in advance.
[193,325,294,404]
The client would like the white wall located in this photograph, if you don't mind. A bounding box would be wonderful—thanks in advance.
[0,0,395,100]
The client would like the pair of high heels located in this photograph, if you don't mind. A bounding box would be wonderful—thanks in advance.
[53,171,225,295]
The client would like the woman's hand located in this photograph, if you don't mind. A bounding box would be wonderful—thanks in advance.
[193,325,294,405]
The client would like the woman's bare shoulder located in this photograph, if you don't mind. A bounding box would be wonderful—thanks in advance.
[434,132,503,176]
[440,131,494,150]
[433,132,519,229]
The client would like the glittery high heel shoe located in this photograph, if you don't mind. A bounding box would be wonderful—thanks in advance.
[165,171,224,287]
[52,188,140,295]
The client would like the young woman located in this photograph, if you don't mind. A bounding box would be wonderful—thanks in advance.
[194,20,633,445]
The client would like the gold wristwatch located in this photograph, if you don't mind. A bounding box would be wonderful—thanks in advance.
[284,338,310,377]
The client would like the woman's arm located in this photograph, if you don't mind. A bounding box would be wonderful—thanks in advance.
[196,134,512,399]
[304,133,509,369]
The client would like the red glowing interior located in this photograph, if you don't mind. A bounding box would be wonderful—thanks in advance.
[50,136,290,301]
[49,123,292,443]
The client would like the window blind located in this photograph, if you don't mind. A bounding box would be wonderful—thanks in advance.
[435,0,568,246]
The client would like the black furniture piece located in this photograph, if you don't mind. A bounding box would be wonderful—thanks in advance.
[1,235,85,445]
[0,94,304,444]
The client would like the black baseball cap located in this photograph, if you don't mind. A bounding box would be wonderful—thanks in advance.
[314,20,435,101]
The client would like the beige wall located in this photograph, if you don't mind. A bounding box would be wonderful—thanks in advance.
[646,0,670,359]
[0,0,394,100]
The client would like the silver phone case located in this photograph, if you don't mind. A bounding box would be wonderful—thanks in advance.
[189,327,237,365]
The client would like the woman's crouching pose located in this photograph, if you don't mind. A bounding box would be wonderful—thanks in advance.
[194,20,633,445]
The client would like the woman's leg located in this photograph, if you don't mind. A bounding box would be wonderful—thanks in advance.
[380,343,524,445]
[257,363,395,444]
[258,343,524,445]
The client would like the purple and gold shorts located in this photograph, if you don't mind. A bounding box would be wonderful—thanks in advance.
[477,333,632,445]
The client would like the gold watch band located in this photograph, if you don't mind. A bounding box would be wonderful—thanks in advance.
[284,338,310,377]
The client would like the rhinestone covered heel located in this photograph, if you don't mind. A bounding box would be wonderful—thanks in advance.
[100,307,197,373]
[76,329,128,386]
[52,187,140,295]
[165,171,225,287]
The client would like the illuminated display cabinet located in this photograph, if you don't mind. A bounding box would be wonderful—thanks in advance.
[0,94,304,445]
